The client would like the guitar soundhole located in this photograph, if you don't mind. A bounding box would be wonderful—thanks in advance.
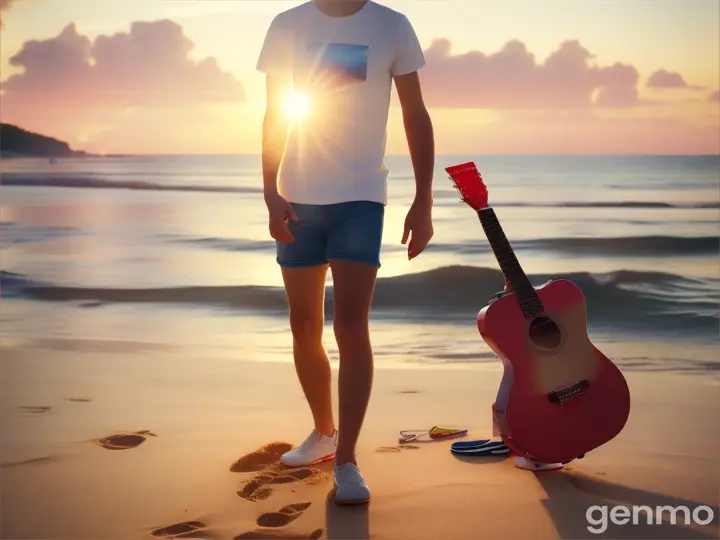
[528,316,562,351]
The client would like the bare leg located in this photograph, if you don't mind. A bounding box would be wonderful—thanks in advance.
[282,264,335,437]
[330,260,378,465]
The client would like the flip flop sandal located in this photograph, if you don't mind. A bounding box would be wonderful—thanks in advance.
[450,439,493,450]
[450,439,509,456]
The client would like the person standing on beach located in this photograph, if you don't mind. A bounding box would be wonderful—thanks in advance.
[257,0,434,504]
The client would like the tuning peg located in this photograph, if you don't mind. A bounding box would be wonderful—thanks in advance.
[449,184,464,202]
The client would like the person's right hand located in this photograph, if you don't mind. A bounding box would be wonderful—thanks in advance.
[265,192,297,243]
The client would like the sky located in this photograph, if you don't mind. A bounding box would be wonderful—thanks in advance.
[0,0,718,155]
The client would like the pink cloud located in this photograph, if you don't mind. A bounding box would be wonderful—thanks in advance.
[708,90,720,102]
[647,69,688,88]
[0,20,244,111]
[646,68,703,90]
[417,39,642,109]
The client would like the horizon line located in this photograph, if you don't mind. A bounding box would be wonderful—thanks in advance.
[71,152,720,158]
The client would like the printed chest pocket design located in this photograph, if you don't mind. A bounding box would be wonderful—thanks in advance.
[296,43,369,93]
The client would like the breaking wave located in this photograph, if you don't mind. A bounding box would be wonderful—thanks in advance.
[2,266,717,337]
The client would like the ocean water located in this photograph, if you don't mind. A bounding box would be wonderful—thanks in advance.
[1,154,718,372]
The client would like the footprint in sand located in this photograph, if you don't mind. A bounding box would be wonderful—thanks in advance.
[96,430,156,450]
[238,469,328,502]
[238,482,274,502]
[232,442,331,502]
[376,444,420,453]
[234,529,323,540]
[151,520,212,539]
[257,502,312,528]
[230,442,292,473]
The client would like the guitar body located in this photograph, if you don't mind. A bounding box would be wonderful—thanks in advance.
[479,278,631,464]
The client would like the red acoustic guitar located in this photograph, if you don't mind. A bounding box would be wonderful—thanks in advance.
[446,161,630,465]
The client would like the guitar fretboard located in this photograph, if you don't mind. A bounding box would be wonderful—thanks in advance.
[477,207,544,318]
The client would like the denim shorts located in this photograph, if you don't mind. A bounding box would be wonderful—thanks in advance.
[276,201,385,268]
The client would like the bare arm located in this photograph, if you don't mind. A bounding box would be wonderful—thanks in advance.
[262,74,290,199]
[394,71,434,204]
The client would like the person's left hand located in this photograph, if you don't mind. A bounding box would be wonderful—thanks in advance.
[402,197,434,260]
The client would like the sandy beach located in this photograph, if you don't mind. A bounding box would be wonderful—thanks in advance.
[1,338,718,540]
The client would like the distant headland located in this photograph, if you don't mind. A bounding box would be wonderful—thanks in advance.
[0,123,93,158]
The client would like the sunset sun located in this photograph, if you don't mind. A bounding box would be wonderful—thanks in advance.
[283,89,310,120]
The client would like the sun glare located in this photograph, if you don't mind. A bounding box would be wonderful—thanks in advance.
[283,90,310,120]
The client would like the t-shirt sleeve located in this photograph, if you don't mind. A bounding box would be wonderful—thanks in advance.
[391,14,426,77]
[256,15,292,76]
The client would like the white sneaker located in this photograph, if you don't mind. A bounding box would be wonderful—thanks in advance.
[279,430,338,467]
[333,463,370,504]
[513,456,563,471]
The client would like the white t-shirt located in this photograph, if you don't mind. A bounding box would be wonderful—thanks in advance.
[256,0,425,205]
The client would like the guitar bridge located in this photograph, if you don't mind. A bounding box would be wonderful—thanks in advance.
[548,380,589,405]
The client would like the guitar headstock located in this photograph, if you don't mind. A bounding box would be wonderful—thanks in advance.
[445,161,489,211]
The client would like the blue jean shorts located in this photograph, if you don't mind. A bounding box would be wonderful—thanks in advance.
[276,201,385,268]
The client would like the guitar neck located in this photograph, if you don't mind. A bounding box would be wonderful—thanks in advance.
[477,207,544,318]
